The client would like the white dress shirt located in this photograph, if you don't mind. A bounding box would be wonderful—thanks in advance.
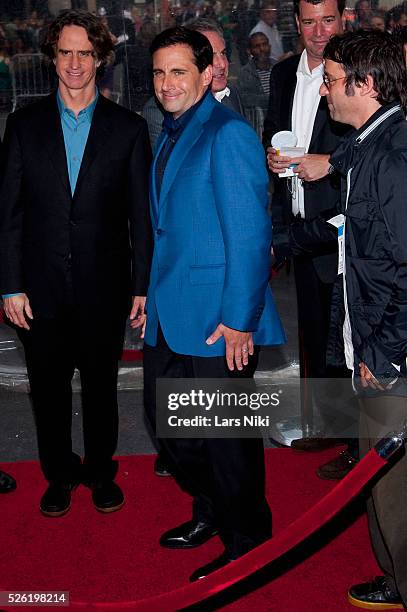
[213,87,230,103]
[291,50,323,218]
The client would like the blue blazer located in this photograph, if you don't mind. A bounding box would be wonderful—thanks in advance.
[144,93,286,356]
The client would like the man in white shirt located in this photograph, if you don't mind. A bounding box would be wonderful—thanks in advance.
[250,0,284,62]
[263,0,356,472]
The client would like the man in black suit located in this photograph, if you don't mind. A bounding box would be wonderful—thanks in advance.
[0,10,152,516]
[263,0,357,472]
[186,19,244,116]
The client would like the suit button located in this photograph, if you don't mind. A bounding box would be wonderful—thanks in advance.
[70,221,77,227]
[156,229,162,236]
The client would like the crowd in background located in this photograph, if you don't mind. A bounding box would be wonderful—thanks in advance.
[0,0,407,114]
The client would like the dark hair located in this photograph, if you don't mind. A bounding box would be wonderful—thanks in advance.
[323,30,407,107]
[249,31,270,43]
[149,26,213,72]
[393,3,407,24]
[294,0,345,18]
[186,17,224,38]
[260,1,277,9]
[41,9,114,76]
[369,9,385,21]
[393,24,407,46]
[354,0,371,16]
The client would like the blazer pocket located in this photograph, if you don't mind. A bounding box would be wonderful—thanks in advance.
[189,264,225,285]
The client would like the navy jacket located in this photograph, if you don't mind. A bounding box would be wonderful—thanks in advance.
[327,103,407,388]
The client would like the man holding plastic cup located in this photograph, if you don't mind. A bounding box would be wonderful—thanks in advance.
[263,0,357,477]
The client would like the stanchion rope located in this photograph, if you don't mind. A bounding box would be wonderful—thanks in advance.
[71,426,407,610]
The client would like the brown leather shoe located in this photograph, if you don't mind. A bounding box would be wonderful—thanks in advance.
[317,450,359,480]
[291,437,343,452]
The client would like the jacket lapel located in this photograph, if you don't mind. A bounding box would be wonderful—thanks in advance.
[308,97,328,151]
[73,95,111,198]
[283,57,300,131]
[150,131,167,226]
[40,93,70,196]
[157,93,215,217]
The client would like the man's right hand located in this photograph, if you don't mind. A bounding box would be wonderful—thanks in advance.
[3,294,33,330]
[266,147,292,174]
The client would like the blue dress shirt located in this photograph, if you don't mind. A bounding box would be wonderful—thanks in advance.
[57,88,98,195]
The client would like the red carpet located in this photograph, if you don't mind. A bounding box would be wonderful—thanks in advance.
[0,449,380,610]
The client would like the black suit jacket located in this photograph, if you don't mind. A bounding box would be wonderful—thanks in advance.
[0,93,153,319]
[222,84,245,117]
[263,54,349,284]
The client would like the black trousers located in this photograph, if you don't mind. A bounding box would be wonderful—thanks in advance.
[293,256,357,448]
[359,396,407,605]
[143,326,271,558]
[17,303,126,485]
[293,257,334,380]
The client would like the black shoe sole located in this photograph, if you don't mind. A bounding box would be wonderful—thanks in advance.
[348,592,404,609]
[40,504,71,518]
[0,485,16,494]
[94,500,125,514]
[154,469,173,477]
[160,530,219,549]
[39,483,79,517]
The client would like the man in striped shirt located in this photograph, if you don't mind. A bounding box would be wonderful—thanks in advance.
[239,32,275,112]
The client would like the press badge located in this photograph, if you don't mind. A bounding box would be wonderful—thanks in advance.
[327,214,345,275]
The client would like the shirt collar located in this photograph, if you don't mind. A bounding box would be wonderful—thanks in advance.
[213,86,230,102]
[162,88,210,137]
[57,88,99,122]
[330,102,403,175]
[297,49,323,78]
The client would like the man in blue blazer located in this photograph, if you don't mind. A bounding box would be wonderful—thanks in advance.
[143,26,285,581]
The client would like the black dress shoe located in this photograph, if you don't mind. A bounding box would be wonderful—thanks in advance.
[40,483,77,517]
[291,437,342,452]
[317,450,359,480]
[190,553,234,582]
[91,481,124,513]
[154,455,173,477]
[0,470,16,493]
[160,520,218,549]
[348,576,403,609]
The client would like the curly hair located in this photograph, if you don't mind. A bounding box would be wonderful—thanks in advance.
[41,9,114,77]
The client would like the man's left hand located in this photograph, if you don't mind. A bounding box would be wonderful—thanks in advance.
[359,362,387,391]
[130,296,147,337]
[293,154,331,182]
[206,324,254,371]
